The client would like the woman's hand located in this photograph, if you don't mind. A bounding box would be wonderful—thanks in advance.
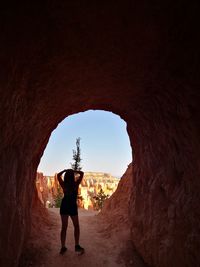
[74,170,84,175]
[74,170,84,184]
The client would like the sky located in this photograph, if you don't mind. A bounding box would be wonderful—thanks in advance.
[37,110,132,178]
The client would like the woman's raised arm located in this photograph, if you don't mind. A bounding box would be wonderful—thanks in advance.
[57,169,66,188]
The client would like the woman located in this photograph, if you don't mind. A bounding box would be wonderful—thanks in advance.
[57,169,84,255]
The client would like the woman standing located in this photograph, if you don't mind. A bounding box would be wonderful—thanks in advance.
[57,169,84,255]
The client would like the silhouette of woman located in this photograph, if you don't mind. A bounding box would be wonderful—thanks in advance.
[57,169,84,255]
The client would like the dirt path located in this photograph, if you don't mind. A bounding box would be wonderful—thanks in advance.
[20,208,147,267]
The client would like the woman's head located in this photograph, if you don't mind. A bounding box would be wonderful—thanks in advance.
[64,169,75,185]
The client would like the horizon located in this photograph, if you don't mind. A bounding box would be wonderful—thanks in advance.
[37,169,123,179]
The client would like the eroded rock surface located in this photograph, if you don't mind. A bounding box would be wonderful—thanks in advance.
[100,164,133,231]
[0,1,199,267]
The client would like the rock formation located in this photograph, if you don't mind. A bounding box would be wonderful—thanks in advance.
[36,171,119,209]
[0,1,199,267]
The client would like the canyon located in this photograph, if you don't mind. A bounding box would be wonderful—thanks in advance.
[36,171,119,210]
[0,1,200,267]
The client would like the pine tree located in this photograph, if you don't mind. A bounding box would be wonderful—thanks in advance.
[71,137,82,171]
[93,189,108,211]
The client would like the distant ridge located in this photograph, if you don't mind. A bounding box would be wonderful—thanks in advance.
[37,171,121,179]
[84,171,120,181]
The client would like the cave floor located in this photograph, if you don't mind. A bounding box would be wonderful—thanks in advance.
[19,208,147,267]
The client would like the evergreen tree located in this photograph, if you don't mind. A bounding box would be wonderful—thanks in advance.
[71,137,82,171]
[93,189,108,211]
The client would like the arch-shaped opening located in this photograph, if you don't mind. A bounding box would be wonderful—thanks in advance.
[36,109,132,210]
[21,109,134,267]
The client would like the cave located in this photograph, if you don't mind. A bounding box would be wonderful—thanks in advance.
[0,2,199,267]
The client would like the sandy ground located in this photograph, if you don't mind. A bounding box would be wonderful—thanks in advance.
[19,208,147,267]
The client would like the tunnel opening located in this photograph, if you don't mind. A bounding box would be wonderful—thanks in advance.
[18,109,134,267]
[36,109,132,211]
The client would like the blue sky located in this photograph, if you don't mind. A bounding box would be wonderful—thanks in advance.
[37,110,132,177]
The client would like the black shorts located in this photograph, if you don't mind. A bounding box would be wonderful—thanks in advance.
[60,195,78,216]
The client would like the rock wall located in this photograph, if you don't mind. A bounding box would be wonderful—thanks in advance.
[30,186,50,240]
[0,1,199,267]
[100,164,133,231]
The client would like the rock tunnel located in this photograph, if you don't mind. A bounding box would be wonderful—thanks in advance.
[0,1,199,267]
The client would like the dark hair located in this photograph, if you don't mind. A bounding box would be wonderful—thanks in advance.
[64,169,75,190]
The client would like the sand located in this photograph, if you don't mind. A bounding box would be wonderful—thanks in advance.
[19,208,147,267]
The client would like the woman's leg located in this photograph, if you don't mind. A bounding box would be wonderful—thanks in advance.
[70,215,80,245]
[60,215,69,248]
